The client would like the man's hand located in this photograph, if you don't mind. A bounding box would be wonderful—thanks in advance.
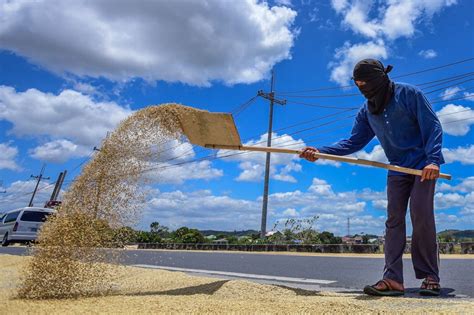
[421,164,440,182]
[299,147,320,162]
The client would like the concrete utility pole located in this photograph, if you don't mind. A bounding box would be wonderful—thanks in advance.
[49,170,67,202]
[347,217,351,237]
[257,69,286,238]
[28,164,50,207]
[0,180,6,193]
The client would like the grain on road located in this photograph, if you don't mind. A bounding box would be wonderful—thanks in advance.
[1,255,472,314]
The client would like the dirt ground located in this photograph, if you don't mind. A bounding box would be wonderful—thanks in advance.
[1,254,472,314]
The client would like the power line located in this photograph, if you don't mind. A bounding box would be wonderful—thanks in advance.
[392,57,474,79]
[232,96,259,117]
[275,57,474,94]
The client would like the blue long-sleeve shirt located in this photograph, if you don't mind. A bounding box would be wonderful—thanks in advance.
[318,82,445,176]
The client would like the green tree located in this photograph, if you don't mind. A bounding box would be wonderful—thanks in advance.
[226,235,238,244]
[319,231,341,244]
[173,227,205,244]
[150,221,170,237]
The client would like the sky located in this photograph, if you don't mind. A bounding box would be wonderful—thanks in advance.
[0,0,473,236]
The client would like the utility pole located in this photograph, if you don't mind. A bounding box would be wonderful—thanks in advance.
[257,69,286,238]
[49,170,67,202]
[28,164,50,207]
[347,217,351,237]
[0,180,6,193]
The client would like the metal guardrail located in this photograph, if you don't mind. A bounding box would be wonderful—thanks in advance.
[137,243,381,253]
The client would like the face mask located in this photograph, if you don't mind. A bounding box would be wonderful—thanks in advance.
[353,60,394,115]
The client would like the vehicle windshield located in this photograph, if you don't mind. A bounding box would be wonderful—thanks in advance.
[20,211,52,222]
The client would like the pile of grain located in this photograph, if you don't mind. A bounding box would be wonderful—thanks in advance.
[18,104,207,299]
[2,255,472,313]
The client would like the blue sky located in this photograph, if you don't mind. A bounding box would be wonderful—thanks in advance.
[0,0,473,235]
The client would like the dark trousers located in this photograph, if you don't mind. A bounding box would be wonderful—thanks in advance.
[383,175,439,284]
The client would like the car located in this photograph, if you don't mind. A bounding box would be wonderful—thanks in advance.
[0,207,55,247]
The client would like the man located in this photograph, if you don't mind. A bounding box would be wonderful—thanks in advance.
[300,59,444,297]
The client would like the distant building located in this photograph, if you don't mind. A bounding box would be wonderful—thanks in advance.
[265,231,282,237]
[342,236,363,244]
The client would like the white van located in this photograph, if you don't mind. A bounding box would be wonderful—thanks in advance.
[0,207,55,246]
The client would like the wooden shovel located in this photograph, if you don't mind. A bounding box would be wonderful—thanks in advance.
[178,110,452,180]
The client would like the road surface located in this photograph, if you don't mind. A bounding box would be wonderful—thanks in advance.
[1,247,472,298]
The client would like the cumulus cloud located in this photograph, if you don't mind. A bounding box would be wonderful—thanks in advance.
[0,86,131,147]
[438,176,474,193]
[143,189,260,230]
[418,49,438,59]
[0,0,297,86]
[29,139,91,163]
[0,142,21,171]
[217,133,305,183]
[329,40,388,86]
[442,145,474,165]
[140,176,386,234]
[142,140,223,185]
[329,0,456,85]
[463,91,474,101]
[0,180,57,210]
[436,104,474,136]
[331,0,457,39]
[354,144,389,163]
[440,86,462,100]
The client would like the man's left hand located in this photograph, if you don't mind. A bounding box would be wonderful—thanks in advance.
[421,164,440,182]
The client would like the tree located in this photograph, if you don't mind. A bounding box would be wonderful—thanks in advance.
[172,227,205,244]
[150,221,170,237]
[319,231,339,244]
[226,235,238,244]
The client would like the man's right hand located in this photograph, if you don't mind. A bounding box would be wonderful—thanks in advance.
[299,147,320,162]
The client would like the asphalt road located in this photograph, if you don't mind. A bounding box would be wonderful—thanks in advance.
[1,247,472,298]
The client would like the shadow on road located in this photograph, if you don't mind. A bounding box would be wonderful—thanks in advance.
[116,280,229,297]
[340,288,457,299]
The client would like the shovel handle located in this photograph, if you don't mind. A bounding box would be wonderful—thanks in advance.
[205,144,452,180]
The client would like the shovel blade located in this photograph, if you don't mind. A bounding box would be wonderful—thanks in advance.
[179,111,242,147]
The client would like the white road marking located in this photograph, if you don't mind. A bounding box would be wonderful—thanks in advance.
[133,264,337,285]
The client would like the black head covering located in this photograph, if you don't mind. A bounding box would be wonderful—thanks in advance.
[353,59,394,115]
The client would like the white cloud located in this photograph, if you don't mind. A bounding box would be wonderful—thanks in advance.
[217,133,305,182]
[436,104,474,136]
[332,0,457,40]
[0,0,297,86]
[442,145,474,165]
[282,208,298,217]
[29,139,91,163]
[372,199,388,210]
[0,86,131,147]
[0,142,21,171]
[438,176,474,193]
[329,0,456,85]
[329,40,388,85]
[464,91,474,101]
[0,180,57,211]
[142,140,223,185]
[354,144,389,163]
[143,189,260,230]
[440,86,462,100]
[435,192,466,209]
[140,177,386,234]
[147,160,223,185]
[275,0,293,6]
[331,0,349,13]
[418,49,438,59]
[340,1,380,38]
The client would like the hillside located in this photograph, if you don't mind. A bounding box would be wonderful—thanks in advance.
[437,230,474,241]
